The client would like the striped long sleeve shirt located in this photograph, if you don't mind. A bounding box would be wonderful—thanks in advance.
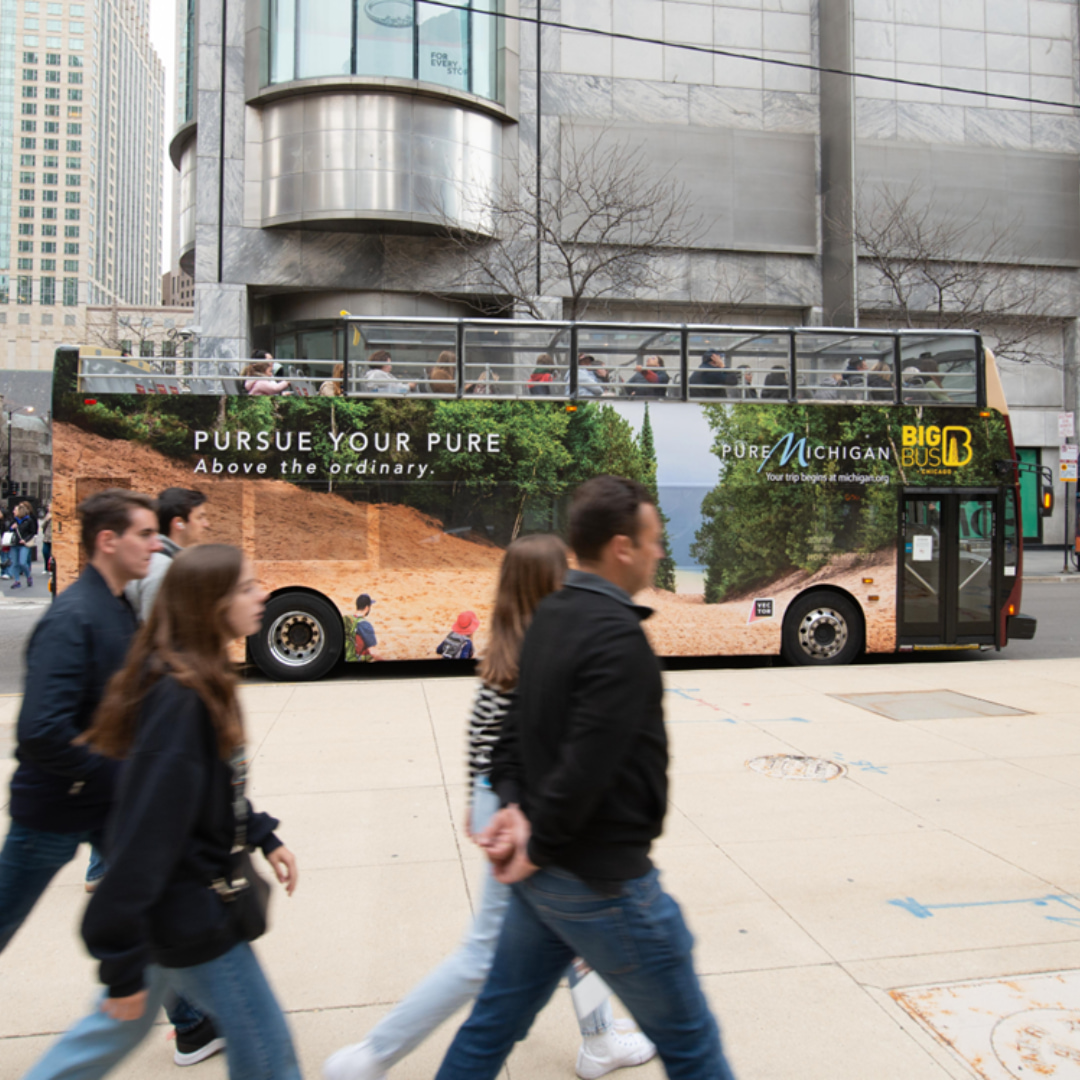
[467,683,514,789]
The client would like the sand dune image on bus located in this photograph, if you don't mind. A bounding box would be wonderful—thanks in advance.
[52,317,1038,679]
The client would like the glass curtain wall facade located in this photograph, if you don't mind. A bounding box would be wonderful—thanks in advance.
[268,0,502,103]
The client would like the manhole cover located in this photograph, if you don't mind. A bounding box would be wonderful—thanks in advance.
[747,754,845,781]
[992,1009,1080,1077]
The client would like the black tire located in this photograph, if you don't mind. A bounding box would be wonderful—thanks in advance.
[248,592,344,681]
[781,591,864,666]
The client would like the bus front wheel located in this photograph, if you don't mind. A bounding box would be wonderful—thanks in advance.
[781,591,864,666]
[249,592,344,681]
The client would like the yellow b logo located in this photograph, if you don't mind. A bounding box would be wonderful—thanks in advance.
[941,426,973,468]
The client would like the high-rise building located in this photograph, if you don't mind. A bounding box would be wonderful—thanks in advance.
[0,0,164,370]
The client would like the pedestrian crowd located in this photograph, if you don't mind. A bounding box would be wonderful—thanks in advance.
[1,476,737,1080]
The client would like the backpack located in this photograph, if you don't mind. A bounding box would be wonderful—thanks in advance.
[437,631,473,660]
[354,618,377,650]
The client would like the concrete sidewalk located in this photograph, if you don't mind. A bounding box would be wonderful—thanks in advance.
[3,659,1080,1080]
[1023,546,1080,581]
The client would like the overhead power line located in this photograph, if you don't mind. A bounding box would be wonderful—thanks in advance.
[424,0,1076,113]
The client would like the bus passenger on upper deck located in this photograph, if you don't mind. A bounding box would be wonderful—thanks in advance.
[428,351,457,395]
[814,371,844,400]
[318,363,345,397]
[243,356,292,396]
[867,361,894,402]
[626,355,670,399]
[362,350,416,395]
[737,365,757,399]
[842,357,867,394]
[760,365,789,400]
[527,354,560,396]
[576,355,608,398]
[688,350,734,398]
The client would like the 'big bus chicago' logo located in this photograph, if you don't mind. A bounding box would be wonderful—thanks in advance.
[900,425,973,471]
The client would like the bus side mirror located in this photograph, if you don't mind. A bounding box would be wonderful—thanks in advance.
[1040,484,1054,517]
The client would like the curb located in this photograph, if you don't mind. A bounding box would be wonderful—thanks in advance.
[1024,575,1080,583]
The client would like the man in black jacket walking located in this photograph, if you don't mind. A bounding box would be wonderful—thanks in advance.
[435,476,735,1080]
[0,489,223,1068]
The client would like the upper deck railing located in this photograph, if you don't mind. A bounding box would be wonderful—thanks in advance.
[74,321,985,408]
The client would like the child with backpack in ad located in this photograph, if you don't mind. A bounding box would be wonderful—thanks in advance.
[436,611,479,660]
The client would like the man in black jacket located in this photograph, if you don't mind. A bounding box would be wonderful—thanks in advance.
[435,476,735,1080]
[0,489,223,1068]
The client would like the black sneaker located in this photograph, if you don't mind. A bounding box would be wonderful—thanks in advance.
[173,1017,226,1067]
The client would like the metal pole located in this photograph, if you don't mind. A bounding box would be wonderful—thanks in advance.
[5,409,10,506]
[1064,473,1071,573]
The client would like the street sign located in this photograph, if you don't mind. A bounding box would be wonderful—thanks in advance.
[1060,412,1076,439]
[1062,445,1079,462]
[1062,460,1079,482]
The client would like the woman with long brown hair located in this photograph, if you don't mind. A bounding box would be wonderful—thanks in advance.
[324,535,655,1080]
[25,544,300,1080]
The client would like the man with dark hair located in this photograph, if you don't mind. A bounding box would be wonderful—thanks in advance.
[125,487,210,620]
[0,490,158,951]
[688,350,736,399]
[0,489,224,1070]
[435,475,735,1080]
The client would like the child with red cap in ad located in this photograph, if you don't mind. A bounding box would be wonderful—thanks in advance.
[436,611,479,660]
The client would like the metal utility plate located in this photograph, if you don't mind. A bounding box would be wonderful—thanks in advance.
[892,969,1080,1079]
[830,690,1027,721]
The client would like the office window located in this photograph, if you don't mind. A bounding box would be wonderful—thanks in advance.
[17,241,33,253]
[66,174,79,185]
[24,35,39,45]
[45,87,60,101]
[23,51,38,63]
[66,139,80,151]
[46,104,59,115]
[45,68,59,82]
[46,51,60,65]
[66,122,80,134]
[45,36,61,48]
[42,241,56,253]
[18,277,33,304]
[19,171,34,183]
[19,207,34,219]
[43,154,57,166]
[20,137,37,149]
[42,207,56,218]
[19,189,35,201]
[23,68,37,80]
[63,242,78,254]
[41,259,55,270]
[63,259,78,271]
[68,54,82,66]
[46,18,61,31]
[20,121,37,132]
[44,137,58,148]
[62,277,77,305]
[24,18,39,29]
[19,154,35,166]
[65,157,79,169]
[18,224,34,236]
[39,277,56,308]
[42,171,57,184]
[21,104,37,115]
[67,89,81,100]
[64,191,79,203]
[68,71,82,83]
[0,277,8,304]
[43,121,58,132]
[64,225,79,237]
[17,258,33,270]
[22,86,38,98]
[64,208,79,220]
[42,223,56,235]
[71,3,84,13]
[69,38,83,50]
[43,190,58,202]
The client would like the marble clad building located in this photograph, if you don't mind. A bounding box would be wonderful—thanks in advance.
[175,0,1080,545]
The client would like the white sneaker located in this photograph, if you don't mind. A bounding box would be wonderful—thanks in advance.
[576,1026,657,1079]
[322,1040,387,1080]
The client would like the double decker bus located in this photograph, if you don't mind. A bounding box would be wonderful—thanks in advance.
[52,318,1038,679]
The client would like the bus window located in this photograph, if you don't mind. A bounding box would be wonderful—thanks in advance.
[795,332,895,403]
[572,326,680,400]
[462,323,571,398]
[900,335,978,405]
[348,321,459,398]
[686,330,789,402]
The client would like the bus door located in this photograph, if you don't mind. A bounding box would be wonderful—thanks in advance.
[900,490,999,646]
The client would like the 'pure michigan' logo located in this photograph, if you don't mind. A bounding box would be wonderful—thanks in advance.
[900,425,973,472]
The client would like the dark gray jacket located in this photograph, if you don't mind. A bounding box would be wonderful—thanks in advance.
[9,565,136,832]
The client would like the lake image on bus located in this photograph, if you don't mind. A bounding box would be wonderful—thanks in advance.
[51,319,1035,679]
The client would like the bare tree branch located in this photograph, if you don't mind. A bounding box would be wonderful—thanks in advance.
[388,123,703,319]
[848,178,1062,366]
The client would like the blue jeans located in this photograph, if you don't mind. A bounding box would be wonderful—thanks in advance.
[85,846,107,886]
[0,820,204,1035]
[25,946,300,1080]
[435,866,734,1080]
[364,781,611,1069]
[11,544,31,582]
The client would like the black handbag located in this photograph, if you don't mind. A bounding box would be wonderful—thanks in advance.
[210,748,271,942]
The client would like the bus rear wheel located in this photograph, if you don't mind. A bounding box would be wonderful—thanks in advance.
[781,591,864,666]
[249,592,344,681]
